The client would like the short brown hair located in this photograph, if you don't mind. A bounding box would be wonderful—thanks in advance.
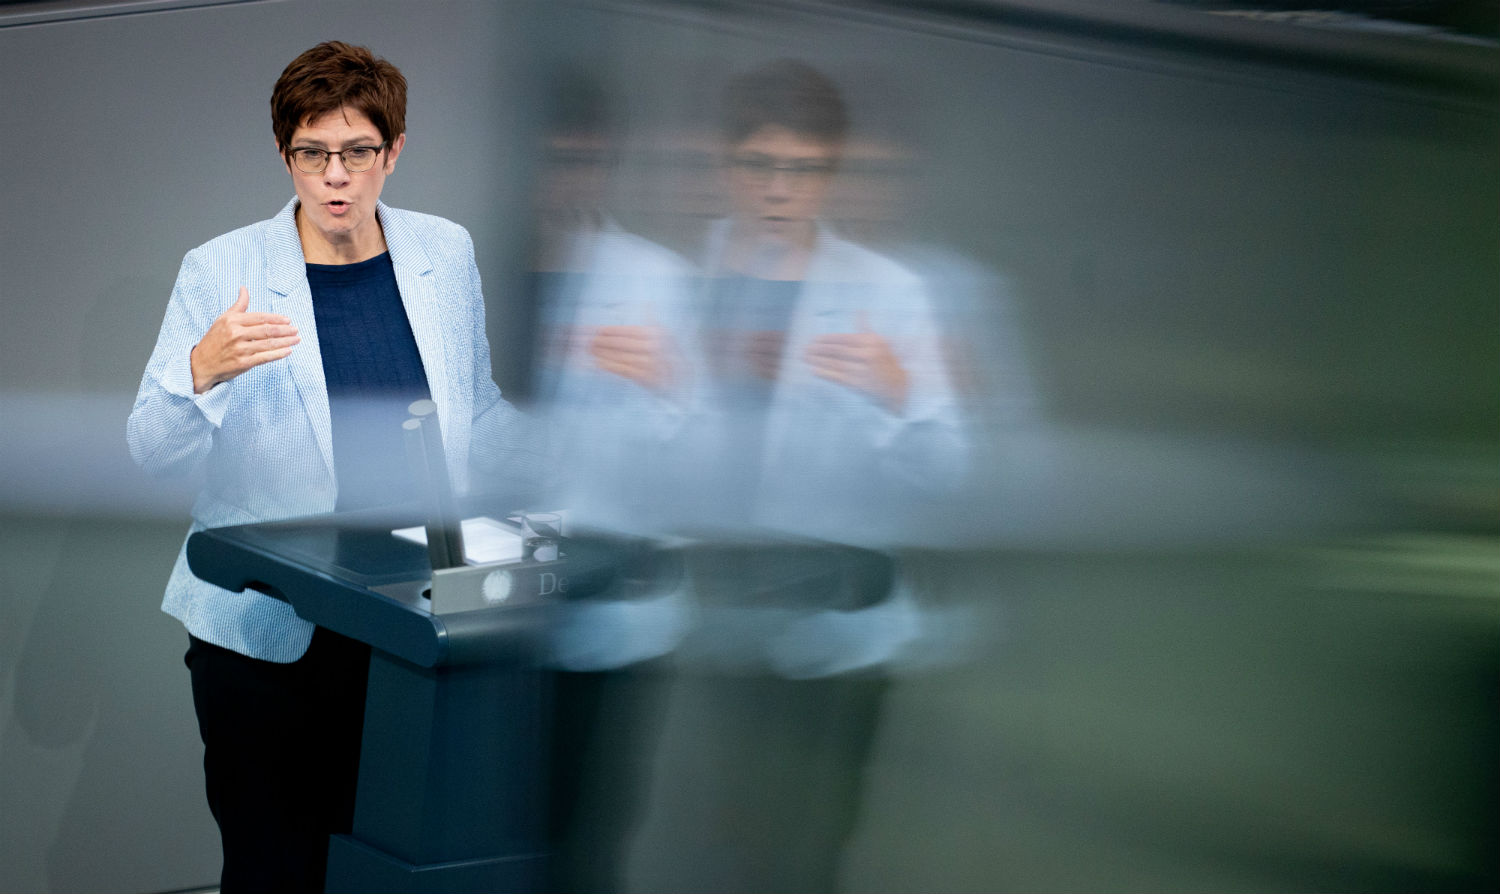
[270,41,406,153]
[723,59,848,149]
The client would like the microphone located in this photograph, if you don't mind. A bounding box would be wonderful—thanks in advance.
[402,399,466,570]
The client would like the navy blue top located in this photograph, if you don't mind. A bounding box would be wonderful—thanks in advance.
[307,251,431,511]
[704,274,802,522]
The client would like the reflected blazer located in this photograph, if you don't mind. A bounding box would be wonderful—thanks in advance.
[694,219,968,543]
[127,198,527,662]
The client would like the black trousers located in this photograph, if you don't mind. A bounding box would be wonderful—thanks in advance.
[548,666,671,894]
[185,628,371,894]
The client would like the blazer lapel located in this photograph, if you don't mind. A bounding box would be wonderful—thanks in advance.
[380,203,452,442]
[759,223,843,484]
[264,198,337,485]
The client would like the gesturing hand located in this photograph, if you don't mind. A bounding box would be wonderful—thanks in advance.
[803,311,909,414]
[589,324,673,394]
[190,287,300,394]
[745,330,787,381]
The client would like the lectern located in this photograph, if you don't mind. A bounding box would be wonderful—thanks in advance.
[185,506,642,893]
[187,499,899,893]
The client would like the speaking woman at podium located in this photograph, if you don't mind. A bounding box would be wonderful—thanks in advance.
[126,41,528,892]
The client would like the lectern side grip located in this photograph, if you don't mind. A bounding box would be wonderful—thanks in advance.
[186,530,272,596]
[186,528,448,668]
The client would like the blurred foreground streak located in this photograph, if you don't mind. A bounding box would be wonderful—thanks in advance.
[505,1,1499,891]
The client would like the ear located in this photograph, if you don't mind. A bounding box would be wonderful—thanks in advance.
[278,140,293,176]
[384,133,407,173]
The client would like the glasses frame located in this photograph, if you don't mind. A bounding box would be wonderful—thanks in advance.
[287,142,390,175]
[729,154,836,187]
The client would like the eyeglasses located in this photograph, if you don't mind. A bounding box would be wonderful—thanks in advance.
[730,154,835,186]
[287,142,388,174]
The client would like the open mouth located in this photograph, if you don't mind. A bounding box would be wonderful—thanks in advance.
[326,200,351,215]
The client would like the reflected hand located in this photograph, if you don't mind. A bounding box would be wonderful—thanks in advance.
[804,311,908,414]
[190,287,299,394]
[589,325,672,393]
[746,330,787,381]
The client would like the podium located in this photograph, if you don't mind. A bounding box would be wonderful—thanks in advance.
[185,505,636,893]
[187,502,900,893]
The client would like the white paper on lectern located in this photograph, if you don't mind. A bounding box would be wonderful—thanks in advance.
[392,516,524,565]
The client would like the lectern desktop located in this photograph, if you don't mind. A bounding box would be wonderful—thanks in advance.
[185,505,647,893]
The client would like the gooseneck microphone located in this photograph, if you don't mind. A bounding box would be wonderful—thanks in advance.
[402,398,466,570]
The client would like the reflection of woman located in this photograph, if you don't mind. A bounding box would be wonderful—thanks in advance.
[528,81,699,533]
[628,60,960,894]
[697,58,964,543]
[127,42,524,891]
[523,71,689,894]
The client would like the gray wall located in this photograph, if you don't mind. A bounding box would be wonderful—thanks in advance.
[2,1,1497,892]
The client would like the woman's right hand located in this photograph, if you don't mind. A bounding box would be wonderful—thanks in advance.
[190,287,300,394]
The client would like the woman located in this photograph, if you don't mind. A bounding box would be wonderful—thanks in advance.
[696,58,965,543]
[624,60,965,894]
[126,41,526,892]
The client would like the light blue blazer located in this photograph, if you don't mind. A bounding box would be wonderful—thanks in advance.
[128,198,529,662]
[690,219,969,545]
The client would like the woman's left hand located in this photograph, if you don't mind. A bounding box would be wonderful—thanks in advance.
[803,312,908,414]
